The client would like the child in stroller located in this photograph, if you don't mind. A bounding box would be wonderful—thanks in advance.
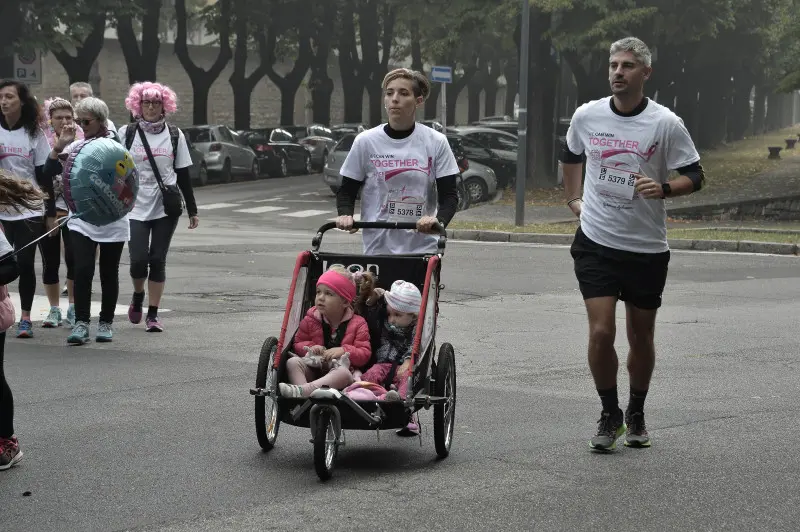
[278,266,372,398]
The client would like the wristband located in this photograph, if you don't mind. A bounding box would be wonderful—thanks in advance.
[567,198,582,206]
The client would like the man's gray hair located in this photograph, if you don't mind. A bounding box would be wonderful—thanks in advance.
[609,37,652,67]
[75,97,109,123]
[69,82,93,94]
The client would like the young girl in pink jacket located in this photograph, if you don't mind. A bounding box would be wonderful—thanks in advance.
[279,266,372,398]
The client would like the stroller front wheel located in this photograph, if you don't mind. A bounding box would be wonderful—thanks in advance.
[255,337,281,451]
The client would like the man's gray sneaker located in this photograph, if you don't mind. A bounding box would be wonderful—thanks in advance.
[589,409,626,451]
[624,410,651,448]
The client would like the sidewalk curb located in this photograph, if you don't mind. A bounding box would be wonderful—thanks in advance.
[445,230,799,256]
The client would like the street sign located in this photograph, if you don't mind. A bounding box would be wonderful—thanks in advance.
[430,65,452,84]
[13,50,42,85]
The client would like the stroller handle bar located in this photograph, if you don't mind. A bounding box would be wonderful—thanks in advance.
[312,221,447,254]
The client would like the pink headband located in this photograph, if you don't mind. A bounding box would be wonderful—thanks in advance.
[318,270,355,303]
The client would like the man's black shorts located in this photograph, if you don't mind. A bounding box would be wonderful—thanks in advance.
[570,227,670,310]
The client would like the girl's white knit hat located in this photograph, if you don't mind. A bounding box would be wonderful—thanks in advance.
[384,280,422,314]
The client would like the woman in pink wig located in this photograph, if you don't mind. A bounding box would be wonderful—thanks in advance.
[118,82,198,333]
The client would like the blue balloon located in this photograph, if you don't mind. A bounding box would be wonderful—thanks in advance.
[63,138,138,226]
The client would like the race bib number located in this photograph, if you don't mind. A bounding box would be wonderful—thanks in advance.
[597,165,636,200]
[387,196,424,222]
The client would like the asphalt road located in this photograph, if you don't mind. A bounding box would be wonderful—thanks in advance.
[2,176,799,531]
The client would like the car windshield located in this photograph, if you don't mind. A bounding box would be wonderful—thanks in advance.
[334,134,356,151]
[243,129,274,144]
[185,128,212,143]
[283,126,307,139]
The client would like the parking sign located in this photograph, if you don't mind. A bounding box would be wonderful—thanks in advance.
[14,50,42,85]
[430,66,452,84]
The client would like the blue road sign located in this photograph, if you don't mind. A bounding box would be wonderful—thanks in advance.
[431,65,452,83]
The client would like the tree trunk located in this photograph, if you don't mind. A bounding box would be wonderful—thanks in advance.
[262,4,313,126]
[51,14,106,84]
[115,0,162,83]
[503,59,518,117]
[526,9,557,188]
[697,72,730,150]
[483,59,499,117]
[447,60,477,125]
[410,19,423,72]
[358,0,396,126]
[752,85,767,135]
[175,0,231,125]
[467,58,487,123]
[765,91,782,132]
[309,0,336,125]
[424,82,442,119]
[727,71,753,142]
[337,1,364,123]
[228,4,266,131]
[562,50,607,105]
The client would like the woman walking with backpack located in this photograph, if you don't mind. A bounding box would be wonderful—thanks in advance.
[119,82,198,332]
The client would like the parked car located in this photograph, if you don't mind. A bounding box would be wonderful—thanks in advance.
[420,120,444,132]
[447,132,516,189]
[330,123,367,141]
[238,128,313,177]
[282,124,337,170]
[473,120,518,135]
[323,133,356,194]
[460,160,498,203]
[183,125,259,182]
[185,136,209,186]
[451,126,518,156]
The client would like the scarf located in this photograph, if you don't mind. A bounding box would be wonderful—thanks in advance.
[138,117,166,135]
[375,320,416,365]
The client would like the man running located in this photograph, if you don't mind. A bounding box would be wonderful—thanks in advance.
[561,37,705,451]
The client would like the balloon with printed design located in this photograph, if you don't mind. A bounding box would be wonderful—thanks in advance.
[62,138,138,226]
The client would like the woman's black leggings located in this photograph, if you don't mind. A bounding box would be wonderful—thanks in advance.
[0,332,13,438]
[129,216,179,283]
[70,231,124,324]
[1,218,60,312]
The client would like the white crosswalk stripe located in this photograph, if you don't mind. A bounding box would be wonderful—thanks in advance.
[199,203,240,210]
[8,293,170,322]
[233,205,289,214]
[281,209,333,218]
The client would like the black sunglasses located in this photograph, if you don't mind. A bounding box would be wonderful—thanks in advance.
[76,118,95,127]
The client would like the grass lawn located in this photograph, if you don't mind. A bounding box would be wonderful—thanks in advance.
[448,220,800,244]
[496,126,800,206]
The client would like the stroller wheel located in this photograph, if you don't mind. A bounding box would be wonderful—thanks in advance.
[433,343,456,458]
[255,337,281,451]
[313,409,339,481]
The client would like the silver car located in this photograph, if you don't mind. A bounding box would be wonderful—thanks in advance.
[183,125,259,182]
[282,125,337,171]
[461,159,498,203]
[323,133,356,194]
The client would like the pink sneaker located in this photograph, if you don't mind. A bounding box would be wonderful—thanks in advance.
[0,435,23,471]
[146,316,163,332]
[396,415,420,437]
[128,302,143,324]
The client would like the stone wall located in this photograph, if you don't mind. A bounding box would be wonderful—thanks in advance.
[32,38,511,129]
[669,195,800,221]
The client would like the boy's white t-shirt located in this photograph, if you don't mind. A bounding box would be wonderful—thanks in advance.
[566,97,700,253]
[118,124,192,222]
[339,124,459,255]
[61,139,130,243]
[0,125,51,220]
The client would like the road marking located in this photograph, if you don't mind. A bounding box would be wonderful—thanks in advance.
[199,203,240,210]
[233,206,289,214]
[281,209,332,218]
[299,192,317,196]
[7,293,170,323]
[252,197,285,202]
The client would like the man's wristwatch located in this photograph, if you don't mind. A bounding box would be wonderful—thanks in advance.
[661,183,672,198]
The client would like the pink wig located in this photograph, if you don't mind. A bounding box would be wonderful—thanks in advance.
[124,81,178,118]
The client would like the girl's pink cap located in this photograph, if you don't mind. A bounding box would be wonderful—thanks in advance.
[317,269,355,302]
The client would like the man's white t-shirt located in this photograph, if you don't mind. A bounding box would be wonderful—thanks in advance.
[61,139,130,243]
[118,124,192,222]
[0,125,50,221]
[566,97,700,253]
[339,124,459,255]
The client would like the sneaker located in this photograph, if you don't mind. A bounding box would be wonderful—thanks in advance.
[278,383,304,398]
[16,319,33,339]
[96,322,113,343]
[128,299,143,324]
[624,410,651,448]
[145,316,163,333]
[0,436,23,471]
[61,283,68,296]
[67,321,90,345]
[64,304,76,328]
[42,306,62,328]
[589,409,626,451]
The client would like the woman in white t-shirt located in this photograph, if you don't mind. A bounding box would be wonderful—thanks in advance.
[334,68,460,437]
[335,68,460,256]
[0,80,58,339]
[119,82,198,333]
[43,97,127,345]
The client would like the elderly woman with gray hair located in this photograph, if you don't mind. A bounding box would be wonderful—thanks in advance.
[44,97,128,345]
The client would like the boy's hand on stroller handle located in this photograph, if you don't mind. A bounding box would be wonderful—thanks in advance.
[416,216,441,234]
